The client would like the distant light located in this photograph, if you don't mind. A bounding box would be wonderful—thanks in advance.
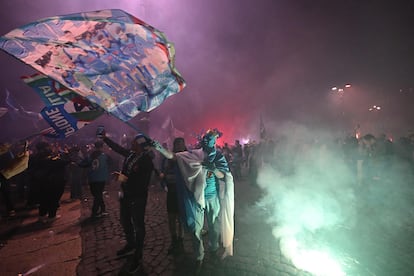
[369,105,381,111]
[345,84,351,88]
[338,88,344,92]
[241,138,250,145]
[331,87,337,91]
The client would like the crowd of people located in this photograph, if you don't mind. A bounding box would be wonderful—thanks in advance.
[219,132,414,186]
[0,139,119,221]
[0,127,237,274]
[1,128,414,274]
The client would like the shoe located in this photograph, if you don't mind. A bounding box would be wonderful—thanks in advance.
[127,258,142,273]
[167,243,176,255]
[117,244,135,256]
[8,210,16,217]
[210,249,221,263]
[48,215,61,222]
[167,238,178,255]
[195,260,203,275]
[38,215,48,224]
[176,237,184,254]
[90,213,101,219]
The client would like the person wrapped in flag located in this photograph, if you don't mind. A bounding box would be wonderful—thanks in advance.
[152,129,235,273]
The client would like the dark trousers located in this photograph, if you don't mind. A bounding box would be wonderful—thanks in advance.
[70,167,83,199]
[38,180,64,218]
[0,175,14,212]
[120,196,147,259]
[89,181,105,215]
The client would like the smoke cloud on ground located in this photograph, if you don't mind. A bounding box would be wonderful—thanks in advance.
[252,123,414,275]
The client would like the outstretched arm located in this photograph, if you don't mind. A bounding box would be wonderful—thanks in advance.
[152,140,174,160]
[102,137,129,157]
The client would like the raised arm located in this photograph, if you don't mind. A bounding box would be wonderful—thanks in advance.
[152,140,174,160]
[102,136,129,157]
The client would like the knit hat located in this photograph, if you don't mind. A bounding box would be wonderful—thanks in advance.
[134,134,152,148]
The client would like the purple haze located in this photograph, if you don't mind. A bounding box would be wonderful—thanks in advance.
[1,0,413,143]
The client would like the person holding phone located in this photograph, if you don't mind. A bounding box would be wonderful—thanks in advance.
[79,140,111,218]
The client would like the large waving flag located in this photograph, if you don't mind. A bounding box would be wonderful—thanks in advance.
[0,9,186,124]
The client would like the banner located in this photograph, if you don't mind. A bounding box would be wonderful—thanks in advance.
[1,9,186,122]
[40,105,79,138]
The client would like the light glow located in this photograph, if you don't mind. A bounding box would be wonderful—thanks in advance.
[289,243,345,276]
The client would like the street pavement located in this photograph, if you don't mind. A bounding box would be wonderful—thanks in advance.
[76,177,310,276]
[2,171,414,275]
[0,175,310,276]
[0,191,81,276]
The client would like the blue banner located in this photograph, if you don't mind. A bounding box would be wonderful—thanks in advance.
[40,105,79,138]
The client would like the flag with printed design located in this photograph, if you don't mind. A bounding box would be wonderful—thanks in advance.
[0,9,186,124]
[22,73,104,138]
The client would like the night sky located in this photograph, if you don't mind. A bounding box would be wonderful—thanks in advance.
[1,0,413,143]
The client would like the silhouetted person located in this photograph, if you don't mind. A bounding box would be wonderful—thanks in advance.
[28,141,69,223]
[100,129,154,274]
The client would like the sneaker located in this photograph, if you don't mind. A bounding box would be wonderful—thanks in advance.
[177,238,184,252]
[38,215,48,224]
[209,249,221,263]
[195,259,203,275]
[117,244,135,256]
[48,215,61,222]
[171,237,184,254]
[8,210,16,217]
[167,238,178,255]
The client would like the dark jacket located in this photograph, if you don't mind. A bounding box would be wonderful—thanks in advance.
[103,137,154,199]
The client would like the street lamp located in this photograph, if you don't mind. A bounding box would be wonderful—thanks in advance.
[331,84,351,97]
[368,105,383,134]
[368,105,381,111]
[330,83,352,133]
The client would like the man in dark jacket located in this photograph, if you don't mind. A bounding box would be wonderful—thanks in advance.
[100,129,154,273]
[28,141,69,223]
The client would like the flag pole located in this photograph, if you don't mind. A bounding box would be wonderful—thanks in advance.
[18,128,52,142]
